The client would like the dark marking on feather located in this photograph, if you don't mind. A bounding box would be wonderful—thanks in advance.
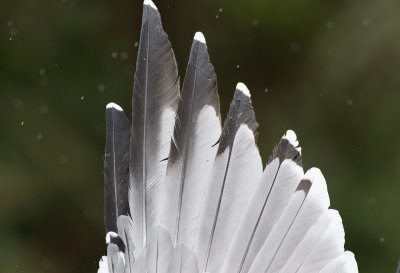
[217,88,258,155]
[268,138,302,167]
[296,179,312,194]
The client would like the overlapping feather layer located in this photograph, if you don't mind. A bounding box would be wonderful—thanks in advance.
[98,1,358,273]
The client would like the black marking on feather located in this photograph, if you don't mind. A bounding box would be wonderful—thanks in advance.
[296,179,312,194]
[217,88,258,155]
[110,235,126,252]
[212,138,220,147]
[104,107,130,234]
[268,138,302,167]
[130,1,180,246]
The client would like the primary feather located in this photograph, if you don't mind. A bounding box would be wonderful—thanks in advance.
[161,32,221,249]
[129,0,180,252]
[97,1,358,273]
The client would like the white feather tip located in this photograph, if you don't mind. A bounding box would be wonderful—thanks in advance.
[106,102,123,111]
[283,129,301,154]
[236,82,251,97]
[143,0,158,10]
[194,32,206,43]
[105,231,119,244]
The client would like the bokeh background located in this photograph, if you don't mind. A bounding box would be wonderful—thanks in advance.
[1,0,399,272]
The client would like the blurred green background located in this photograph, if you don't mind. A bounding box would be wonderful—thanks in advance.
[1,0,399,272]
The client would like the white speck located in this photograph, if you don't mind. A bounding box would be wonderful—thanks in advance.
[106,102,123,111]
[264,88,268,93]
[111,52,118,58]
[39,104,49,114]
[144,0,157,10]
[194,32,206,43]
[9,37,12,41]
[97,84,105,92]
[290,42,301,52]
[347,99,353,106]
[236,65,240,68]
[20,121,24,126]
[134,42,138,47]
[219,8,223,12]
[252,19,259,26]
[362,18,370,27]
[216,15,219,19]
[236,82,251,97]
[326,21,334,29]
[379,237,384,242]
[36,133,43,141]
[120,51,129,60]
[81,96,84,100]
[39,68,46,76]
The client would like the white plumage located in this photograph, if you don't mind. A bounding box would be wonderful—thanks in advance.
[98,1,358,273]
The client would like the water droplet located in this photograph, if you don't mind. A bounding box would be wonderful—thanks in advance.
[81,96,84,100]
[362,18,370,27]
[236,65,240,68]
[120,51,129,60]
[264,88,269,93]
[134,42,138,47]
[59,155,69,164]
[111,52,118,58]
[346,99,353,106]
[20,121,24,126]
[98,84,105,92]
[39,68,46,76]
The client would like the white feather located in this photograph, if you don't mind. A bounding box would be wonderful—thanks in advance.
[279,209,345,273]
[162,106,221,248]
[146,225,174,273]
[196,125,263,273]
[168,244,200,273]
[98,256,109,273]
[319,251,359,273]
[248,168,330,273]
[117,216,137,271]
[221,157,304,273]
